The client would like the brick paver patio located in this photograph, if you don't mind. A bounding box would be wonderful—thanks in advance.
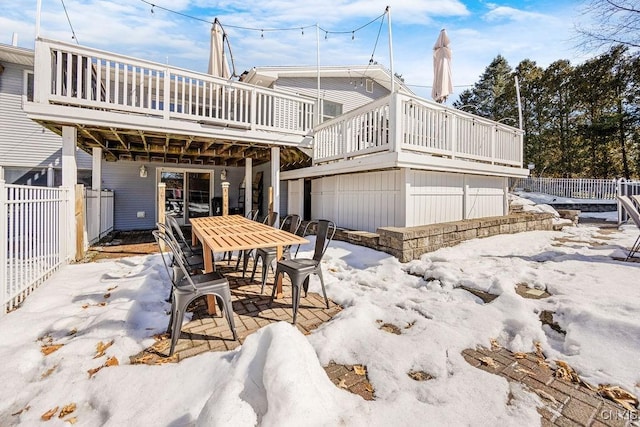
[462,346,637,427]
[130,260,342,363]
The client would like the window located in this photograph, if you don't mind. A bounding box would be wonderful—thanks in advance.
[366,79,374,93]
[23,70,34,102]
[53,169,93,187]
[321,100,342,123]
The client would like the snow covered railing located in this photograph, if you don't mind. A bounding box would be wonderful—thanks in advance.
[32,38,315,135]
[0,181,72,315]
[313,93,524,167]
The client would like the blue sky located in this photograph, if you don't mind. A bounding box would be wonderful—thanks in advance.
[2,0,590,102]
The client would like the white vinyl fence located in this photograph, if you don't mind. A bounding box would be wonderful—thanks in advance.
[84,189,114,245]
[1,180,72,314]
[512,177,620,199]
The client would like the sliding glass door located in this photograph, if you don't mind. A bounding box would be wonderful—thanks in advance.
[160,169,212,225]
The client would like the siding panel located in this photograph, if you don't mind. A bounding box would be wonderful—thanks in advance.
[0,61,92,171]
[274,77,389,114]
[311,170,401,232]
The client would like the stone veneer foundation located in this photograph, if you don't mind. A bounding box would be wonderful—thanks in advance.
[329,213,554,263]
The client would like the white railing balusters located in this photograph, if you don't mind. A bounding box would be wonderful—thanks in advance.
[313,93,523,167]
[34,39,314,136]
[1,183,72,314]
[512,177,625,199]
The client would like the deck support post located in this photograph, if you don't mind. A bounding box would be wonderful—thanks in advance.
[244,158,252,216]
[222,182,230,216]
[62,126,78,261]
[271,147,280,226]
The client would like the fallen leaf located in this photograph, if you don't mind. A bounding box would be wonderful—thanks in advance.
[94,340,114,358]
[153,356,177,365]
[81,304,89,309]
[404,320,416,329]
[353,365,366,376]
[41,365,58,379]
[131,354,154,364]
[535,389,558,404]
[337,379,348,389]
[364,382,374,393]
[59,403,76,418]
[479,357,498,369]
[87,366,103,378]
[97,302,107,307]
[105,356,119,367]
[103,293,111,299]
[534,341,545,359]
[597,384,639,412]
[408,370,433,381]
[41,406,59,421]
[490,338,502,351]
[515,367,535,376]
[41,344,64,356]
[68,328,78,336]
[107,285,118,291]
[153,333,169,342]
[555,360,581,383]
[537,359,550,369]
[65,417,78,424]
[38,334,52,343]
[11,405,30,416]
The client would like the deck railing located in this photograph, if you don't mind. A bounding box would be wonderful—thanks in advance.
[313,93,524,167]
[512,177,621,200]
[0,181,72,315]
[33,38,315,135]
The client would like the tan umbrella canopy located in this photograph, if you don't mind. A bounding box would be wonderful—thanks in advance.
[432,29,453,103]
[208,18,231,78]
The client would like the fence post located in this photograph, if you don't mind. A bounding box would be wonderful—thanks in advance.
[617,178,624,225]
[0,179,7,315]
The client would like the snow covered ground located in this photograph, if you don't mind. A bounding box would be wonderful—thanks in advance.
[1,206,638,426]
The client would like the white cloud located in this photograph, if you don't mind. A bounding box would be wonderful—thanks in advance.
[483,5,551,23]
[1,0,590,104]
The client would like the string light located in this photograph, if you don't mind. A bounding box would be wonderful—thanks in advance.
[137,0,386,40]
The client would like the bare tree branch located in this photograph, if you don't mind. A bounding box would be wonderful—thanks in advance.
[575,0,640,50]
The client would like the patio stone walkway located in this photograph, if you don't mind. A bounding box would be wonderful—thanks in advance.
[87,224,638,424]
[130,262,343,363]
[462,346,637,427]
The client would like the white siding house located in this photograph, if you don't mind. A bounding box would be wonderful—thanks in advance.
[0,43,92,186]
[244,66,527,232]
[19,37,528,241]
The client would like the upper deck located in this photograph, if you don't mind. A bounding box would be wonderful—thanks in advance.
[26,38,315,166]
[25,38,526,176]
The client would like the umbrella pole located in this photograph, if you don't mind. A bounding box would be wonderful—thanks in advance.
[387,6,395,93]
[515,75,523,130]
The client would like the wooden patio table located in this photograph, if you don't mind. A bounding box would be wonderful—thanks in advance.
[190,215,308,314]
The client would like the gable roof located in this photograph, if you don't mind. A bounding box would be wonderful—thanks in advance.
[241,64,414,95]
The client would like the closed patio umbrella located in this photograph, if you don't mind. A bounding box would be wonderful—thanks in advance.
[432,29,453,103]
[208,18,231,78]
